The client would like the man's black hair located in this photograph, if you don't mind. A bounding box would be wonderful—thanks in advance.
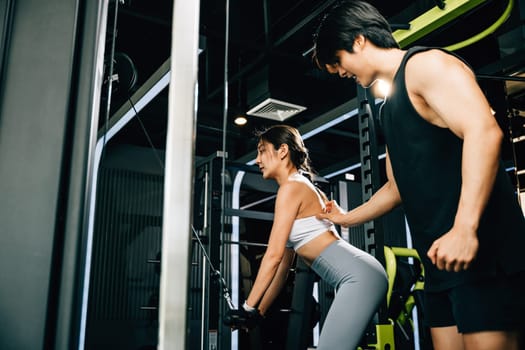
[313,0,399,68]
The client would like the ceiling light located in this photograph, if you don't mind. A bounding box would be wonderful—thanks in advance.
[344,173,356,181]
[234,115,247,126]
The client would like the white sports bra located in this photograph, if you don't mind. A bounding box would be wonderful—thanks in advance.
[286,216,339,251]
[284,172,339,250]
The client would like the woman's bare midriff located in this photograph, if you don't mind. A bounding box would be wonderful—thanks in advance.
[296,230,339,266]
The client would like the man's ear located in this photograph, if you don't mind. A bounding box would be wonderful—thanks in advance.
[353,34,366,51]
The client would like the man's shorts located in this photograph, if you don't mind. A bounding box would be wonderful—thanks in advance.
[423,271,525,333]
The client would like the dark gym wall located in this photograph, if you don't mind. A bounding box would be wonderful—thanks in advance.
[0,1,106,349]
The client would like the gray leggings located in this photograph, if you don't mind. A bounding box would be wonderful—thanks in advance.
[311,239,388,350]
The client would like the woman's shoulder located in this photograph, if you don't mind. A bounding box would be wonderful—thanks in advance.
[279,176,310,192]
[277,176,315,199]
[282,176,324,210]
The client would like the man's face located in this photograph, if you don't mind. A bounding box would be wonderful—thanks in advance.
[324,37,375,88]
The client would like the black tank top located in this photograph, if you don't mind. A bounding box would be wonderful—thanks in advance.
[381,46,525,291]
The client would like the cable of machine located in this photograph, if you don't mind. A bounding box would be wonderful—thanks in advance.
[190,225,236,311]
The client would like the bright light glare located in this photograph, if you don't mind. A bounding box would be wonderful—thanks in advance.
[374,79,391,98]
[344,173,355,181]
[234,115,248,126]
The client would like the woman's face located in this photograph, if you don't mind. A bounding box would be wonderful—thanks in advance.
[255,140,279,179]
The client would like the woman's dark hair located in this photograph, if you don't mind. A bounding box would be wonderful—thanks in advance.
[312,0,399,68]
[256,125,314,179]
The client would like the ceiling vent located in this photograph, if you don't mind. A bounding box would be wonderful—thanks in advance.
[246,58,307,121]
[246,97,307,121]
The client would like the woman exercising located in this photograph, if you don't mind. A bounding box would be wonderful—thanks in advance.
[225,125,387,349]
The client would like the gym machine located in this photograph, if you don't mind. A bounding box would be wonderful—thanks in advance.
[353,86,430,350]
[315,86,430,350]
[190,153,281,350]
[355,85,393,349]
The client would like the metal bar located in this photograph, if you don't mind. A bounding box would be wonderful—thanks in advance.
[222,240,269,248]
[209,157,224,338]
[58,0,110,348]
[477,74,525,82]
[392,0,487,48]
[357,86,383,258]
[201,259,208,350]
[356,85,388,329]
[157,0,200,349]
[512,135,525,143]
[224,208,274,221]
[230,171,244,350]
[240,194,276,210]
[285,258,316,350]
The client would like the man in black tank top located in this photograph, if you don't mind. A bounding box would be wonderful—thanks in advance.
[313,1,525,349]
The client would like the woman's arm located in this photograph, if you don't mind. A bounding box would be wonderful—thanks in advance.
[257,248,295,316]
[246,182,300,308]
